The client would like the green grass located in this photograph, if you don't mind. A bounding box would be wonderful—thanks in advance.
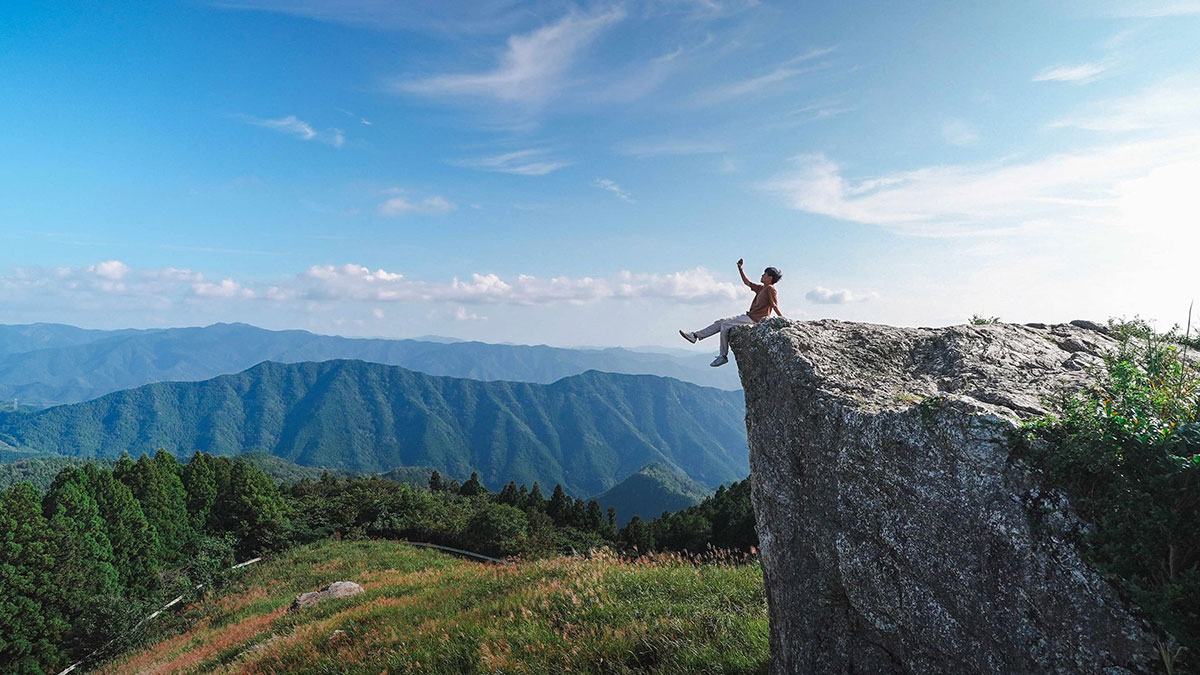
[96,539,769,674]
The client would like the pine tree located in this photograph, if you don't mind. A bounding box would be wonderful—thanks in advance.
[83,465,158,596]
[622,516,655,552]
[224,459,290,556]
[43,467,120,658]
[0,483,66,674]
[118,454,194,565]
[459,472,485,497]
[528,483,545,510]
[586,500,605,532]
[548,484,570,525]
[498,481,519,505]
[428,470,443,492]
[183,451,217,533]
[517,484,530,508]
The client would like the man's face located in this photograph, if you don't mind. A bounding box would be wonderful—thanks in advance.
[760,271,771,284]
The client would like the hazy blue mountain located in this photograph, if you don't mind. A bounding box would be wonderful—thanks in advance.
[0,322,741,407]
[591,462,712,526]
[0,323,147,355]
[0,361,748,496]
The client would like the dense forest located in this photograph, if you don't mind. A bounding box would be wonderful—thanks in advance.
[0,451,755,673]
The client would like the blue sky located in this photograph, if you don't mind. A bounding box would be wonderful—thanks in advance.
[2,0,1198,347]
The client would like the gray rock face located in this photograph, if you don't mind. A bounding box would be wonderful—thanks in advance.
[288,581,364,613]
[730,319,1158,675]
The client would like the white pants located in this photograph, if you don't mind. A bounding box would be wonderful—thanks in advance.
[695,314,756,357]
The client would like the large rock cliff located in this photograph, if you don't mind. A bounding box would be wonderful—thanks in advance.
[731,319,1159,674]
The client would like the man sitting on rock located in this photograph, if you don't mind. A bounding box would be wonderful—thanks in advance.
[680,258,783,367]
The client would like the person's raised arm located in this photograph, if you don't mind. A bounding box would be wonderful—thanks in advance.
[737,258,761,290]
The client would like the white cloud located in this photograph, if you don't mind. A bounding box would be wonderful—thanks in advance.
[397,9,625,106]
[763,131,1200,237]
[696,47,835,104]
[454,307,486,321]
[0,262,752,319]
[1050,76,1200,132]
[805,286,875,304]
[245,115,345,147]
[941,120,980,147]
[1032,62,1110,84]
[593,178,635,203]
[89,260,129,280]
[379,194,457,216]
[193,279,255,298]
[449,149,571,175]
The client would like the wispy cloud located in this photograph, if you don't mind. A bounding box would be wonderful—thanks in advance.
[805,286,875,304]
[763,132,1200,237]
[449,149,572,176]
[696,46,835,104]
[378,193,457,216]
[243,114,345,147]
[593,178,635,203]
[1032,61,1110,84]
[397,9,625,107]
[1050,76,1200,132]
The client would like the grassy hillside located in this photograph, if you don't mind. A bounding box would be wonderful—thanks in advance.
[0,361,748,496]
[0,322,739,406]
[95,539,768,674]
[593,463,712,526]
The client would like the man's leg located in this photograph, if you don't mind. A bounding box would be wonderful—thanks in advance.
[718,314,757,357]
[694,316,738,341]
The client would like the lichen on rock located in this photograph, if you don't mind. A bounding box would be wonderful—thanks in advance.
[731,318,1159,674]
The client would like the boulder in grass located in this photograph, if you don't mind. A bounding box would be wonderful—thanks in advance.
[288,581,364,613]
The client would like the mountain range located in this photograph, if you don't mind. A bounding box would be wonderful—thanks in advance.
[0,360,747,497]
[0,322,740,407]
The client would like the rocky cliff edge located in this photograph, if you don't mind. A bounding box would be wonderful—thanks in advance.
[731,318,1159,674]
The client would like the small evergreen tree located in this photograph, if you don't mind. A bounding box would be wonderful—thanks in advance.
[459,472,485,497]
[428,470,443,492]
[622,516,655,552]
[498,481,519,506]
[547,484,570,525]
[528,483,545,510]
[183,451,218,533]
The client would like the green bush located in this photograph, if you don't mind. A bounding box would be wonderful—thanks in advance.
[1021,319,1199,668]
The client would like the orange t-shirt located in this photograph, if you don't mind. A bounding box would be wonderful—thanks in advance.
[746,283,777,322]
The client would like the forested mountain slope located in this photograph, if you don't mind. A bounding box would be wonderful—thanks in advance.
[0,360,747,496]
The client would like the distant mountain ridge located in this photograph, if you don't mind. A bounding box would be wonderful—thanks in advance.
[0,322,739,407]
[0,360,748,497]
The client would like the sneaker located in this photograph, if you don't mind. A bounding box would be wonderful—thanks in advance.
[679,329,697,344]
[709,355,728,367]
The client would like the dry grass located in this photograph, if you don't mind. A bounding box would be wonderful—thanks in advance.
[97,539,768,674]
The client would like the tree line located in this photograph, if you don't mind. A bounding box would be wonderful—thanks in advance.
[0,452,756,673]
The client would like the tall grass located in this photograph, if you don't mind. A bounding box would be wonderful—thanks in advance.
[95,540,769,674]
